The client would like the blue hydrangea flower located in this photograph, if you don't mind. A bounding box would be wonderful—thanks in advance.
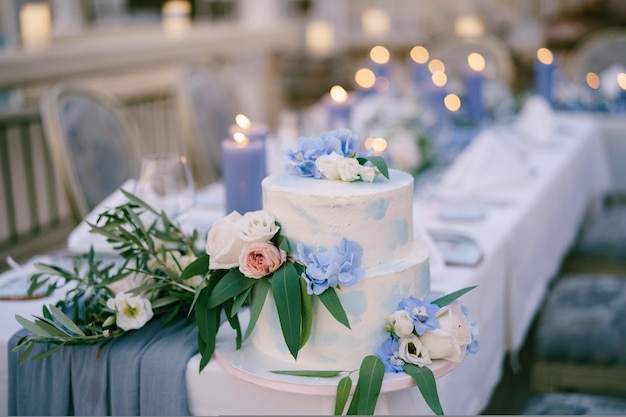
[376,338,404,373]
[284,129,361,178]
[398,296,440,336]
[295,238,365,295]
[462,305,480,355]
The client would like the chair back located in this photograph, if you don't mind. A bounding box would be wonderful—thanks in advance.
[176,64,239,187]
[568,28,626,83]
[40,82,141,221]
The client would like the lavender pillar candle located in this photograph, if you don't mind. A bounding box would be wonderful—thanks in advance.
[464,52,486,122]
[222,135,264,214]
[534,48,556,106]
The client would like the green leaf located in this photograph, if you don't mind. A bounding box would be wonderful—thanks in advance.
[431,285,478,308]
[335,376,353,415]
[299,278,313,348]
[150,296,180,309]
[31,343,66,361]
[231,285,253,317]
[181,253,209,279]
[354,355,385,415]
[15,315,55,337]
[270,370,342,377]
[243,279,270,343]
[48,305,86,336]
[347,384,360,415]
[33,317,71,337]
[207,269,256,309]
[403,363,443,415]
[272,262,302,359]
[318,287,350,329]
[120,189,159,214]
[18,342,36,364]
[357,155,389,179]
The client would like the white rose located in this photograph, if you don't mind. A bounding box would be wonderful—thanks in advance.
[315,153,343,181]
[358,165,379,183]
[237,210,280,242]
[419,302,472,363]
[337,157,362,182]
[398,334,432,366]
[106,293,154,331]
[108,272,151,296]
[206,211,245,269]
[389,310,415,337]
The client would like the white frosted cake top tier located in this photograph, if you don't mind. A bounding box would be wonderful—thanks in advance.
[261,169,414,269]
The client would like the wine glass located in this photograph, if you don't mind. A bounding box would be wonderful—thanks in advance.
[134,152,196,220]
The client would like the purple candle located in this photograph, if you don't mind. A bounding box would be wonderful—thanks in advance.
[228,114,268,176]
[534,48,556,106]
[409,45,430,96]
[464,52,486,122]
[323,85,355,129]
[222,134,264,214]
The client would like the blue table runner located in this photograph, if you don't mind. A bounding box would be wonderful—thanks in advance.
[8,315,198,416]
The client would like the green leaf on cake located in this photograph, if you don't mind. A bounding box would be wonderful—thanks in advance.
[318,287,350,329]
[431,285,478,308]
[357,155,389,179]
[299,278,313,348]
[242,279,270,343]
[334,375,353,415]
[403,363,443,415]
[207,269,256,309]
[353,355,385,415]
[272,262,302,359]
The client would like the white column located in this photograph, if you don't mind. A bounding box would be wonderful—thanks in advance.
[50,0,84,35]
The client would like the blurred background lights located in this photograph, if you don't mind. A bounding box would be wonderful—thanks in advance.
[444,93,462,112]
[454,15,485,38]
[306,20,335,57]
[586,72,600,89]
[361,8,391,36]
[428,59,445,74]
[364,137,388,154]
[370,45,391,64]
[355,68,376,89]
[329,85,348,103]
[618,73,626,90]
[410,46,429,64]
[432,71,448,87]
[468,53,486,72]
[537,47,554,65]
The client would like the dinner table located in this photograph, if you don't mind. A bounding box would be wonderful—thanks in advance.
[0,110,614,415]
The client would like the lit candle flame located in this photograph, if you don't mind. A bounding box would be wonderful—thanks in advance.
[428,59,445,74]
[355,68,376,89]
[444,94,461,112]
[330,85,348,103]
[586,72,600,90]
[618,73,626,91]
[370,45,390,65]
[537,48,554,65]
[365,137,387,155]
[235,114,251,130]
[431,71,447,87]
[233,132,249,147]
[467,53,486,72]
[410,46,429,64]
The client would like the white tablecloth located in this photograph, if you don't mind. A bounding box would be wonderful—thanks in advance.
[0,113,612,416]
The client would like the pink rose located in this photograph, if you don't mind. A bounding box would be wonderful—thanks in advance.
[238,241,287,278]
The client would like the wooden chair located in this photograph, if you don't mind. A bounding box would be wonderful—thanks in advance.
[40,82,141,222]
[175,64,239,188]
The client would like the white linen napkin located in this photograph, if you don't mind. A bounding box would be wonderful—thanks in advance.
[67,179,135,253]
[438,129,533,199]
[514,95,556,145]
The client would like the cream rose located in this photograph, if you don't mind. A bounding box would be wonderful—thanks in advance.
[206,211,245,270]
[238,241,287,279]
[419,302,472,363]
[337,157,362,182]
[315,152,344,181]
[398,334,432,366]
[237,210,280,243]
[358,165,378,183]
[106,293,154,331]
[389,310,415,338]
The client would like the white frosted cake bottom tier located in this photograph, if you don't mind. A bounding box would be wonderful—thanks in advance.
[250,243,430,370]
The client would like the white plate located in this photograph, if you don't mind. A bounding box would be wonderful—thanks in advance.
[427,229,483,267]
[214,313,460,396]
